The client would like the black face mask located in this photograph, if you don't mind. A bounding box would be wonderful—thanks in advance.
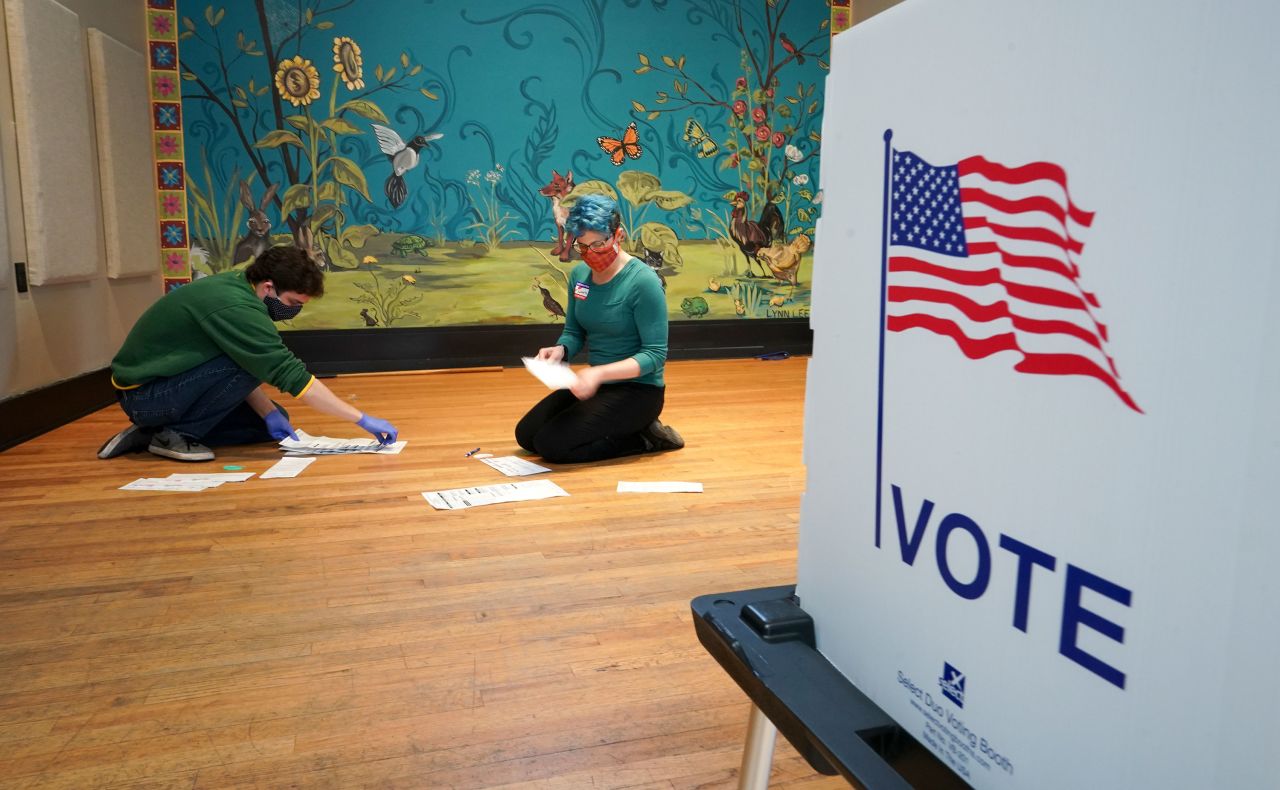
[263,293,303,321]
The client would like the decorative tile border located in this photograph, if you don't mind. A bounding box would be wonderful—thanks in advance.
[146,0,188,288]
[831,0,852,34]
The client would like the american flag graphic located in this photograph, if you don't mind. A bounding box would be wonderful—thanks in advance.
[885,147,1141,412]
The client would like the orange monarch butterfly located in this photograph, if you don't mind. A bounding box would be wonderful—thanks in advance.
[597,121,642,166]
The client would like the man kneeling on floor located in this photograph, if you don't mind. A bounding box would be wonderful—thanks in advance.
[98,246,398,462]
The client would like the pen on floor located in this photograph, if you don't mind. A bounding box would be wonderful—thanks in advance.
[464,447,481,457]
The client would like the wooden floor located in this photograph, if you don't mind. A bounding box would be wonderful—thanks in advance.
[0,358,850,789]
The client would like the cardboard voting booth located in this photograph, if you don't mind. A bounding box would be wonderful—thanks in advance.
[693,1,1278,787]
[793,0,1279,787]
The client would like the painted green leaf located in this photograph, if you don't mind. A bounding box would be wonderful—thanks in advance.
[231,98,248,109]
[807,100,819,115]
[661,55,676,67]
[255,129,304,149]
[647,111,660,121]
[420,87,438,100]
[638,222,681,265]
[311,204,338,229]
[336,99,388,123]
[674,79,687,96]
[375,64,384,82]
[400,52,410,68]
[315,20,334,30]
[677,55,686,70]
[323,234,359,269]
[326,156,371,201]
[637,52,650,66]
[183,16,195,31]
[409,65,422,76]
[341,224,381,249]
[280,183,311,216]
[799,189,814,201]
[809,131,822,143]
[634,66,651,75]
[786,96,799,104]
[181,69,197,81]
[649,189,694,210]
[617,171,662,207]
[562,179,618,207]
[285,115,323,138]
[204,6,216,25]
[318,181,341,203]
[383,67,397,82]
[631,100,646,113]
[322,117,362,136]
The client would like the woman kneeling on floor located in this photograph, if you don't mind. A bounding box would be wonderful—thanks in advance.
[516,194,683,463]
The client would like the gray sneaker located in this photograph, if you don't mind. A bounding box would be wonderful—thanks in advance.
[97,424,153,459]
[147,429,214,462]
[640,420,684,452]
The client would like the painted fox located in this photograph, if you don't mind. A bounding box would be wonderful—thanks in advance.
[539,170,575,262]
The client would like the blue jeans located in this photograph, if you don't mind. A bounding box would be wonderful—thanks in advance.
[117,355,281,446]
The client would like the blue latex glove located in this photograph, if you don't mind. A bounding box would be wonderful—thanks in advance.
[264,409,298,441]
[357,413,398,445]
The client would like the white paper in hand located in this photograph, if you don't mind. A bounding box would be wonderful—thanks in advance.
[522,357,579,390]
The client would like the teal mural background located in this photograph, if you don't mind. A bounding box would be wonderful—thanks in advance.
[177,0,830,329]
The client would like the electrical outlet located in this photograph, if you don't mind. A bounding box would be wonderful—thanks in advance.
[14,262,27,293]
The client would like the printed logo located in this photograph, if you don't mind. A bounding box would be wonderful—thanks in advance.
[573,282,590,300]
[938,662,965,708]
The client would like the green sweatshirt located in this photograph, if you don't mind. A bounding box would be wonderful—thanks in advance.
[111,271,315,396]
[556,258,668,387]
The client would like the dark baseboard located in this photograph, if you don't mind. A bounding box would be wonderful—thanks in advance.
[282,318,813,374]
[0,368,116,452]
[1,320,812,451]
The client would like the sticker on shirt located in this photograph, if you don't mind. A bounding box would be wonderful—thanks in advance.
[573,281,590,300]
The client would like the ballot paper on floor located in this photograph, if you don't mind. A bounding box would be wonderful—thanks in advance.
[279,429,406,455]
[166,472,256,483]
[260,457,316,479]
[616,481,704,493]
[422,479,568,510]
[521,357,579,390]
[478,455,552,477]
[120,478,223,492]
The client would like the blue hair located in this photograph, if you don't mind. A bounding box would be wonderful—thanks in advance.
[566,194,622,237]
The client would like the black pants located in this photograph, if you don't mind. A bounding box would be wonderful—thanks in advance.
[515,383,664,464]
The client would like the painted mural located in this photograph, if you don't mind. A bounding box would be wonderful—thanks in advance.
[175,0,831,329]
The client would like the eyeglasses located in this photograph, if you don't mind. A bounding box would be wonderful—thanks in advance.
[574,236,616,253]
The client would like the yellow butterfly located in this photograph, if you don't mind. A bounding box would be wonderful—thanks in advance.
[683,118,719,158]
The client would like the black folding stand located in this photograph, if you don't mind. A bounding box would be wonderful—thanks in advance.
[692,585,966,789]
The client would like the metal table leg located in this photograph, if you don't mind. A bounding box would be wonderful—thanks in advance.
[738,703,778,790]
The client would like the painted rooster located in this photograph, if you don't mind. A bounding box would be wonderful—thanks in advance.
[728,191,785,278]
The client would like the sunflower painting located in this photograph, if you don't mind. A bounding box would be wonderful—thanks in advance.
[273,55,320,107]
[333,36,364,90]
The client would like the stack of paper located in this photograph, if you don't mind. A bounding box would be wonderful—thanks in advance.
[522,357,579,390]
[279,430,407,455]
[422,479,568,510]
[260,457,316,479]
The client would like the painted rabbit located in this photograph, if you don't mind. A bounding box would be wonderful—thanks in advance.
[232,180,279,265]
[292,224,330,270]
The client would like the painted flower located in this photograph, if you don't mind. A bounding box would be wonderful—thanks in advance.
[155,105,178,127]
[765,86,775,98]
[362,255,378,265]
[751,106,766,123]
[161,194,182,215]
[154,74,176,98]
[466,169,481,186]
[754,124,770,141]
[735,77,747,90]
[728,153,740,168]
[485,168,503,186]
[274,56,320,107]
[150,14,172,35]
[771,132,786,148]
[162,224,185,245]
[159,166,182,188]
[813,190,824,205]
[792,173,810,186]
[165,252,185,271]
[152,44,174,67]
[732,100,747,117]
[332,36,364,91]
[785,144,803,163]
[156,135,179,156]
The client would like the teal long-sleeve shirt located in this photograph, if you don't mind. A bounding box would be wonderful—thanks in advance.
[556,259,668,387]
[111,271,315,396]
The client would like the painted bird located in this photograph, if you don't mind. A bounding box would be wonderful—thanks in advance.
[360,308,378,326]
[372,124,444,208]
[532,280,565,321]
[780,33,805,65]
